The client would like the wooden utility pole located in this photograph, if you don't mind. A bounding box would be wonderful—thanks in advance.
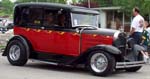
[88,0,90,8]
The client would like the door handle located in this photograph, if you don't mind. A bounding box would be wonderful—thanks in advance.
[41,27,45,30]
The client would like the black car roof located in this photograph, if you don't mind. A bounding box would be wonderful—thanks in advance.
[15,2,99,14]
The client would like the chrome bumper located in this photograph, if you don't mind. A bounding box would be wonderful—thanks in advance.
[116,61,145,69]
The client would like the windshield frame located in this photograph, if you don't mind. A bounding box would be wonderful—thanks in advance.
[70,12,99,28]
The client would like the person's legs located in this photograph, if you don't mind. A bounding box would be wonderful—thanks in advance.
[140,50,149,63]
[137,33,142,44]
[131,32,142,45]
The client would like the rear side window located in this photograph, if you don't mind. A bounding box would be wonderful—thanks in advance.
[14,6,71,28]
[28,8,43,26]
[43,8,71,28]
[43,9,57,27]
[14,7,43,27]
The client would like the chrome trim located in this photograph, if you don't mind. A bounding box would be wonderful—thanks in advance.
[70,13,74,28]
[116,61,145,69]
[90,53,108,73]
[9,45,21,61]
[116,64,144,69]
[117,61,145,65]
[71,13,81,55]
[31,59,58,65]
[113,31,120,40]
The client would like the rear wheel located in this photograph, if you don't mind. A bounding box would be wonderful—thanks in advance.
[87,50,115,76]
[7,40,28,66]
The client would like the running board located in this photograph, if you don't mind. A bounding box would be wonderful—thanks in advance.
[116,61,145,69]
[30,59,145,69]
[30,59,59,66]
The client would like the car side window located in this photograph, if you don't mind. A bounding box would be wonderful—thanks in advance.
[43,9,70,29]
[14,7,27,26]
[15,7,43,28]
[21,7,30,26]
[43,9,57,27]
[28,8,43,27]
[15,7,71,29]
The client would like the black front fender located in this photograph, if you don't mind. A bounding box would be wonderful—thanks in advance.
[69,45,122,65]
[90,45,122,55]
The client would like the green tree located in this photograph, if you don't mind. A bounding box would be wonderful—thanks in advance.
[86,0,150,16]
[16,0,66,4]
[113,0,150,17]
[0,0,14,16]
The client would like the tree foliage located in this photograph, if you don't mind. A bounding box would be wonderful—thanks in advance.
[16,0,66,4]
[112,0,150,16]
[78,0,150,16]
[0,0,14,16]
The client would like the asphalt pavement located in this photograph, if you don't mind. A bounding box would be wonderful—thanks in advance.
[0,51,150,79]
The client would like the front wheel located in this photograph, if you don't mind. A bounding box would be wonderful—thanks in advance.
[87,51,116,76]
[6,40,28,66]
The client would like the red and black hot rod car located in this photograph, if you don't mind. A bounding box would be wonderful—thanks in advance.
[2,3,146,76]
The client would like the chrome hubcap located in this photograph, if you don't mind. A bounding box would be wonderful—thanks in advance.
[90,53,108,73]
[9,45,21,61]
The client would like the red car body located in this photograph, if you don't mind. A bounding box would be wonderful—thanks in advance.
[14,26,113,56]
[2,3,145,76]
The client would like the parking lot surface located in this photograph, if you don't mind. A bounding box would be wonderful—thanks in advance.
[0,52,150,79]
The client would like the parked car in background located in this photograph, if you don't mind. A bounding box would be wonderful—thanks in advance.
[0,18,13,33]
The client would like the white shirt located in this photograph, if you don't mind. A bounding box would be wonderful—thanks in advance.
[131,14,144,32]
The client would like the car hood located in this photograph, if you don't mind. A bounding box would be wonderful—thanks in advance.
[82,28,119,36]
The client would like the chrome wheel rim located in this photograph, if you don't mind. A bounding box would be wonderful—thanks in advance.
[90,53,108,73]
[9,45,21,61]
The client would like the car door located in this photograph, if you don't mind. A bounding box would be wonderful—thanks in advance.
[25,7,56,53]
[29,8,80,56]
[51,27,80,56]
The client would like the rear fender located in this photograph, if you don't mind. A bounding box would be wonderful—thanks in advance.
[2,35,30,59]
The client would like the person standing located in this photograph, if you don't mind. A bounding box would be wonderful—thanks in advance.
[130,7,145,45]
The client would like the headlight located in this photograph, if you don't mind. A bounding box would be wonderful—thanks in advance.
[113,31,120,40]
[113,32,127,47]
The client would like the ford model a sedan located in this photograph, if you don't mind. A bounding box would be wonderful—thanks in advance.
[2,3,145,76]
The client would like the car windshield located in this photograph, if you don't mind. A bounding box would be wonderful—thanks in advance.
[72,13,98,27]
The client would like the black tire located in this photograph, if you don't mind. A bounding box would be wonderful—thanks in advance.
[6,40,28,66]
[87,50,115,76]
[125,66,142,72]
